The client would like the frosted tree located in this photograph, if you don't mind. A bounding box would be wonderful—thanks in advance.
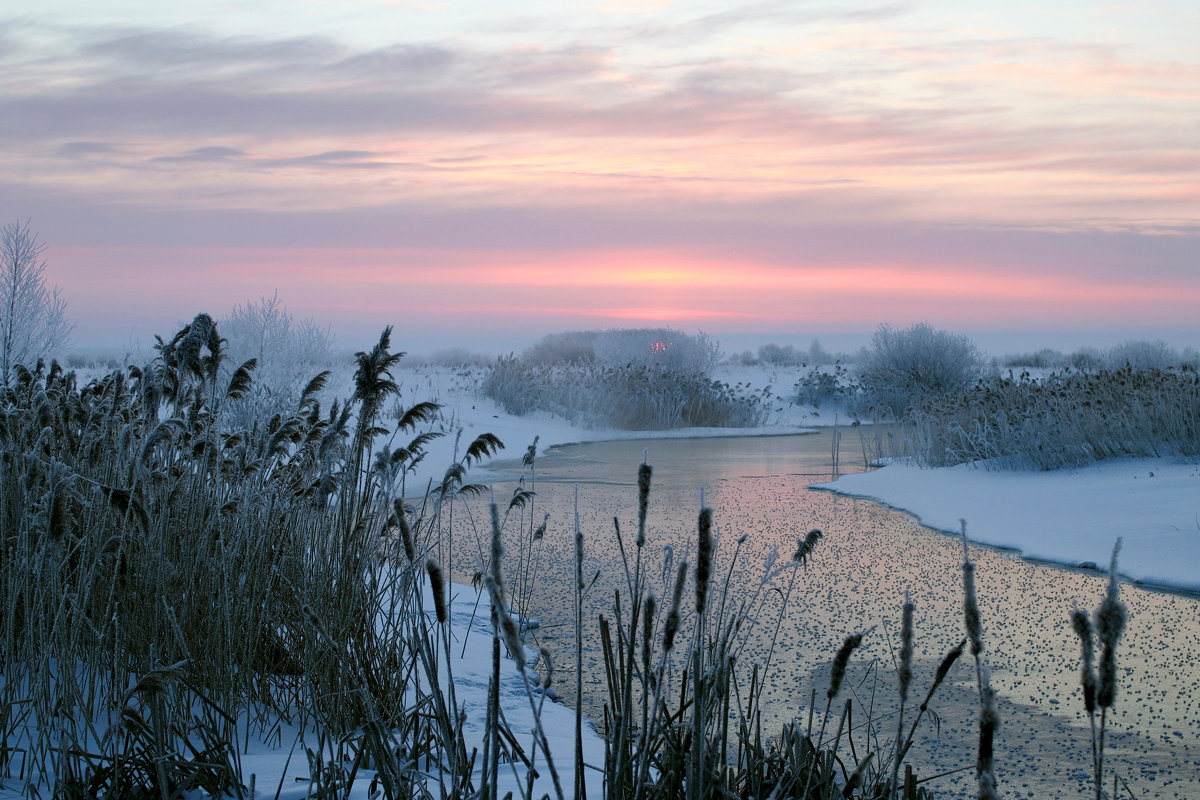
[0,221,73,385]
[858,322,983,417]
[220,292,335,423]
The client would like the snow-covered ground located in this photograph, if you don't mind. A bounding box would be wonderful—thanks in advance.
[814,457,1200,593]
[235,581,608,800]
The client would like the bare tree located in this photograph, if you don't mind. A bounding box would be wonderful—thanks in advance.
[220,291,335,423]
[0,221,73,384]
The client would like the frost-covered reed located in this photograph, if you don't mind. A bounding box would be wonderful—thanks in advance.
[911,366,1200,470]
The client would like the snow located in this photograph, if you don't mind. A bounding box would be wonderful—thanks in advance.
[0,581,608,800]
[814,458,1200,593]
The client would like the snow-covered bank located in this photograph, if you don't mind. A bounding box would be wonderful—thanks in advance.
[0,582,607,800]
[815,458,1200,593]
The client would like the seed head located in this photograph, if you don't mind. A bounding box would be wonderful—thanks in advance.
[828,632,865,699]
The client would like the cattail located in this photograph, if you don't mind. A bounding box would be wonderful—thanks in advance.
[574,485,583,593]
[643,593,657,671]
[485,574,525,671]
[1071,608,1097,713]
[695,507,713,614]
[636,463,652,548]
[489,499,505,590]
[395,499,415,562]
[643,593,657,646]
[792,528,822,566]
[899,592,914,704]
[843,752,875,798]
[1096,539,1127,708]
[539,647,554,689]
[977,676,1000,800]
[828,632,865,699]
[961,521,984,657]
[427,559,447,623]
[664,561,688,652]
[922,639,965,713]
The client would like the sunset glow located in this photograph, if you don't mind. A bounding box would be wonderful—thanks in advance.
[1,1,1196,351]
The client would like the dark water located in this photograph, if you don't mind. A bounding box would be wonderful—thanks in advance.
[466,430,1200,799]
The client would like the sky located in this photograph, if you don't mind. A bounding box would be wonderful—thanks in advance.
[1,0,1197,355]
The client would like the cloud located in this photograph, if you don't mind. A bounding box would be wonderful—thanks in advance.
[152,145,247,162]
[0,15,1196,241]
[257,150,390,169]
[56,140,122,157]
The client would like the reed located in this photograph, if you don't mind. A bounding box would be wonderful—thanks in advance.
[1073,539,1128,800]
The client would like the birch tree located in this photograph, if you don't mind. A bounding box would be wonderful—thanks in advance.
[0,221,73,384]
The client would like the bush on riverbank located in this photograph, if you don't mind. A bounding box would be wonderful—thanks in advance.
[485,328,767,429]
[857,323,986,419]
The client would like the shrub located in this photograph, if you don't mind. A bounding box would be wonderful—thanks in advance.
[1002,348,1065,369]
[485,329,763,430]
[593,328,721,374]
[757,343,803,365]
[523,330,600,365]
[485,358,766,430]
[794,363,857,408]
[422,347,494,367]
[857,323,985,418]
[1106,339,1182,370]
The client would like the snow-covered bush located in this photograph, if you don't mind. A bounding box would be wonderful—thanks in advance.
[757,342,803,365]
[794,363,857,408]
[485,329,764,429]
[522,330,598,365]
[856,323,984,418]
[1105,339,1194,370]
[593,328,721,373]
[1001,348,1066,369]
[418,347,494,367]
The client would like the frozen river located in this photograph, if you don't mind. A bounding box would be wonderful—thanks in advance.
[469,430,1200,799]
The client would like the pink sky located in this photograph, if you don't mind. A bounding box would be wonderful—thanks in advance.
[1,2,1197,353]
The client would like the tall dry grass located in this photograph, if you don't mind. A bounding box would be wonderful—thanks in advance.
[0,316,486,797]
[910,366,1200,469]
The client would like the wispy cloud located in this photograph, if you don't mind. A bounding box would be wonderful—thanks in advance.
[152,145,246,162]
